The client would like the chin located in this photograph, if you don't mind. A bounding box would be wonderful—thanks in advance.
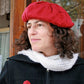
[32,47,40,52]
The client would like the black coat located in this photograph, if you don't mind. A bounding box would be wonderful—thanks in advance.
[0,54,84,84]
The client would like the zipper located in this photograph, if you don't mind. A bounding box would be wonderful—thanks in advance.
[46,69,50,84]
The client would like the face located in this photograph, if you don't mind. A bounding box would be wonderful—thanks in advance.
[27,19,55,53]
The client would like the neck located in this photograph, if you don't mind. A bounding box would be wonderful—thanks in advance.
[39,48,58,57]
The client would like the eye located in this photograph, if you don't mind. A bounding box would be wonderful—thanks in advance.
[37,23,43,27]
[27,25,31,29]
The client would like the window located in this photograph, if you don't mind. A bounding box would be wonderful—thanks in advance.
[0,28,9,72]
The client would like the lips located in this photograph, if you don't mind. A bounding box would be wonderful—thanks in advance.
[31,39,41,42]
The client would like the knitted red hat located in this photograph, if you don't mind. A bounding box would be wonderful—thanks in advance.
[22,1,74,28]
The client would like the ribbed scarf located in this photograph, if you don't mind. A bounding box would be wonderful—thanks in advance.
[18,49,79,71]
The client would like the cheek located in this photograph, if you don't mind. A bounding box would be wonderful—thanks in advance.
[28,32,29,38]
[42,33,54,44]
[44,31,53,39]
[28,32,31,42]
[41,29,53,39]
[28,30,29,37]
[44,27,53,37]
[45,31,54,44]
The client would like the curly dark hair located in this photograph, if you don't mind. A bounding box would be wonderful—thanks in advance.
[15,23,79,59]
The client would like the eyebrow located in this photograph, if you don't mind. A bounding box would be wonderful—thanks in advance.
[27,20,44,25]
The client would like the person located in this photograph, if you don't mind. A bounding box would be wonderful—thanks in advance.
[0,1,84,84]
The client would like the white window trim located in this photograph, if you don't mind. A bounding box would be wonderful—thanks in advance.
[0,27,9,33]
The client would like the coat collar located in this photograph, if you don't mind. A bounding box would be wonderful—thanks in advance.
[8,54,37,64]
[8,54,84,65]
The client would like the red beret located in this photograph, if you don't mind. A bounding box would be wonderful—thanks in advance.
[22,1,74,28]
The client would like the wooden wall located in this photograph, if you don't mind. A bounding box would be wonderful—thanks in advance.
[80,0,84,58]
[10,0,27,56]
[81,21,84,58]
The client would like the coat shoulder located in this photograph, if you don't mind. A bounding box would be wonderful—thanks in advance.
[75,57,84,65]
[7,54,36,63]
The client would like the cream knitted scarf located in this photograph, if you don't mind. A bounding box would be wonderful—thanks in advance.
[18,49,79,71]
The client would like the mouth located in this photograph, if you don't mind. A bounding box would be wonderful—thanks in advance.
[31,39,41,42]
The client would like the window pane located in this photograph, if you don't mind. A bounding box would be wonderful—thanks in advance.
[0,32,9,71]
[0,34,2,54]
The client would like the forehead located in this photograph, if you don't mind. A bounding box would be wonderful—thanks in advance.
[27,19,48,24]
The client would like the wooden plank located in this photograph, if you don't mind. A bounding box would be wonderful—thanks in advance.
[10,0,27,56]
[80,0,84,58]
[80,21,84,58]
[32,0,37,2]
[31,0,39,2]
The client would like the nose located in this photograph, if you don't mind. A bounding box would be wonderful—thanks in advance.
[29,25,37,35]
